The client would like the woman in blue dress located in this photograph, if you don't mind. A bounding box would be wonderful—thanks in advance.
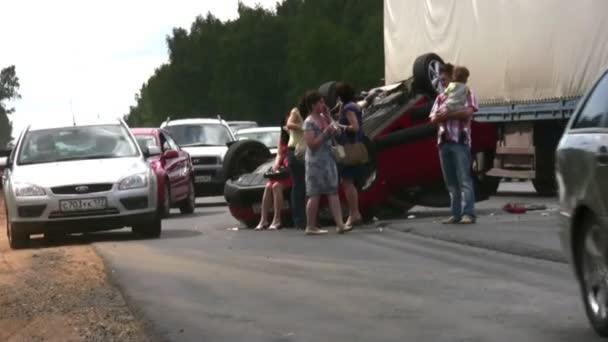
[302,91,349,235]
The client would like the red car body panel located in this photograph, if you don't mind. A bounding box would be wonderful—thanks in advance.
[131,128,194,207]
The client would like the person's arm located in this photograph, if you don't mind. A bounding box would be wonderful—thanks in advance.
[284,108,303,131]
[432,89,478,123]
[343,110,359,134]
[304,122,334,150]
[429,97,443,125]
[272,144,285,171]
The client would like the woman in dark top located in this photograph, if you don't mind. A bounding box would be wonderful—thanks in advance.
[335,82,364,228]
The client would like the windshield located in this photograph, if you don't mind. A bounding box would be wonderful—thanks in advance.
[135,134,158,148]
[164,124,233,147]
[18,125,139,165]
[236,131,280,148]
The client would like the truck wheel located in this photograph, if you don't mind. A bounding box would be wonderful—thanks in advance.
[223,140,271,181]
[413,53,445,97]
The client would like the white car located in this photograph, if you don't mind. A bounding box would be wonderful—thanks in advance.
[160,118,235,196]
[2,118,161,249]
[227,120,258,134]
[235,127,281,155]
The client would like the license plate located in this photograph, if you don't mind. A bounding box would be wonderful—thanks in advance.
[195,175,212,183]
[60,198,107,212]
[252,201,289,214]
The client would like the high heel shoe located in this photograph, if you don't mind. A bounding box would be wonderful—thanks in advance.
[254,223,269,230]
[268,223,282,230]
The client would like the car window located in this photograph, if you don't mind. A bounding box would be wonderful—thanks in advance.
[236,131,280,148]
[163,132,180,151]
[18,125,139,165]
[572,72,608,129]
[158,133,170,152]
[135,135,157,149]
[164,124,233,147]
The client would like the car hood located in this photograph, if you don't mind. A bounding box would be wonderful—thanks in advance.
[181,146,228,158]
[11,157,149,187]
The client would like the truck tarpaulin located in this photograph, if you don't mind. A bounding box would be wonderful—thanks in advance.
[384,0,608,103]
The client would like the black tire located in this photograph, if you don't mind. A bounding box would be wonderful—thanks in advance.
[319,81,338,110]
[179,181,196,214]
[7,220,29,249]
[159,182,171,218]
[132,218,162,238]
[574,213,608,337]
[412,53,445,97]
[223,140,272,181]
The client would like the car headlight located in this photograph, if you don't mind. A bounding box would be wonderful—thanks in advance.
[14,183,46,197]
[119,172,148,190]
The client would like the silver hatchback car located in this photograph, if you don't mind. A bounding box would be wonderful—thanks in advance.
[2,118,161,249]
[557,69,608,337]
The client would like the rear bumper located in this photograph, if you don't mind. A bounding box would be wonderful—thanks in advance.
[11,211,158,235]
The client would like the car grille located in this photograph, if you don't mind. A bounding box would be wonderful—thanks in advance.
[51,183,113,195]
[18,205,47,218]
[120,197,148,210]
[192,156,220,165]
[48,208,120,219]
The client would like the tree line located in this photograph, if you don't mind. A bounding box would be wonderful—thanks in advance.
[126,0,383,127]
[0,65,20,149]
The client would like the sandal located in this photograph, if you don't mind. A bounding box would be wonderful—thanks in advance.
[268,223,282,230]
[254,223,269,230]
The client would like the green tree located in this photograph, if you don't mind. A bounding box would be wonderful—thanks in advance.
[126,0,384,127]
[0,65,21,148]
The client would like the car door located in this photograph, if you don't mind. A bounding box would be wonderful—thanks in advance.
[558,71,608,217]
[161,131,189,199]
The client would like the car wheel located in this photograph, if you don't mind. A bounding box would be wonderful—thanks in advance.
[7,218,29,250]
[159,182,171,218]
[576,214,608,337]
[179,181,196,214]
[223,140,272,181]
[412,53,445,97]
[132,217,162,239]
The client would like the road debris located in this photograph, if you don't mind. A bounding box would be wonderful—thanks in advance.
[503,202,547,214]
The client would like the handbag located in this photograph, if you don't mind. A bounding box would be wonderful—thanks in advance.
[263,165,290,180]
[331,103,369,166]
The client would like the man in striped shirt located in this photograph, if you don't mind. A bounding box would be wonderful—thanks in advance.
[429,63,479,224]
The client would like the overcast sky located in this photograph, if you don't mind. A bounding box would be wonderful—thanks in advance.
[1,0,278,137]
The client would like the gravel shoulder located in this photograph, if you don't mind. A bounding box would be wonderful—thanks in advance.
[0,195,151,342]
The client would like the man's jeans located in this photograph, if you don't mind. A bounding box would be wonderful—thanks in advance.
[439,142,475,219]
[287,150,306,228]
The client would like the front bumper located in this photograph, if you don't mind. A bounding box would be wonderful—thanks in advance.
[193,165,225,195]
[11,211,158,234]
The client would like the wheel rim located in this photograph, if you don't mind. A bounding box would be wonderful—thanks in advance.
[427,59,443,93]
[583,223,608,320]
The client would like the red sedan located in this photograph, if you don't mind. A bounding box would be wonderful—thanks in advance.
[131,128,196,217]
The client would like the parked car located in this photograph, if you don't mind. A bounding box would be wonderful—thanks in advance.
[160,118,236,196]
[131,128,196,217]
[0,151,8,189]
[556,68,608,337]
[235,127,281,155]
[223,54,499,227]
[2,118,162,249]
[227,120,258,134]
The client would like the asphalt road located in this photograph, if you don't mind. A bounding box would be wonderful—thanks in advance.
[87,182,601,342]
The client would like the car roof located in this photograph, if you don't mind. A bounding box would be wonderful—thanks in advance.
[235,127,281,134]
[131,128,160,135]
[228,120,257,125]
[161,118,228,127]
[27,117,124,132]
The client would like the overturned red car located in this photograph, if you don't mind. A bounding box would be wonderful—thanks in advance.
[223,54,499,227]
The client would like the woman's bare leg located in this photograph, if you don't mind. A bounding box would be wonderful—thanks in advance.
[342,179,361,226]
[270,183,284,229]
[256,184,273,229]
[327,194,346,231]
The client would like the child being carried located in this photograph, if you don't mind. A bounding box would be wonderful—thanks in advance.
[440,66,470,114]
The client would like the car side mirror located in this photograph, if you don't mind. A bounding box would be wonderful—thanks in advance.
[163,149,179,159]
[146,145,161,158]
